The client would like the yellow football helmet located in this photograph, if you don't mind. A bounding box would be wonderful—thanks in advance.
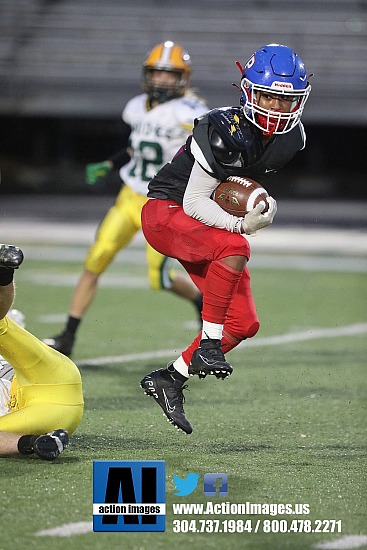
[142,41,191,104]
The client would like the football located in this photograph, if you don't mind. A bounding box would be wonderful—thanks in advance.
[213,176,269,217]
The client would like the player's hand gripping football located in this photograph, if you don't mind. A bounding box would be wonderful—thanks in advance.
[85,160,113,185]
[241,197,277,235]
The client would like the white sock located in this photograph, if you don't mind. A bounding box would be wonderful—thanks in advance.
[172,355,189,378]
[202,320,223,341]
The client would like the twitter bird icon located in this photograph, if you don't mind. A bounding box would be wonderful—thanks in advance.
[173,473,200,496]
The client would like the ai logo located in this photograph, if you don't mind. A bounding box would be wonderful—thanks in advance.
[93,460,166,532]
[203,473,228,497]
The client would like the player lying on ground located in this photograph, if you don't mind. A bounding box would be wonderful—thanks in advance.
[140,44,311,434]
[0,244,84,459]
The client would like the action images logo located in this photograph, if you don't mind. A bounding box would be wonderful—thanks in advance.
[93,460,166,532]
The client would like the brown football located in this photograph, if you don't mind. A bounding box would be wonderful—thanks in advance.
[213,176,269,217]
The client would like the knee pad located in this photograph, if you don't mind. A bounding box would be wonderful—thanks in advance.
[84,241,118,274]
[244,320,260,339]
[222,321,260,354]
[223,319,260,347]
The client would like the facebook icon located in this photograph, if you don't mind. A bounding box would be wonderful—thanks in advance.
[203,473,228,497]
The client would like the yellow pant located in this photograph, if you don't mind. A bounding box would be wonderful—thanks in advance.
[84,185,177,290]
[0,317,84,435]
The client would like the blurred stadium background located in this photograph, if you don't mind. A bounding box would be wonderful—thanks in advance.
[0,0,366,203]
[0,5,366,547]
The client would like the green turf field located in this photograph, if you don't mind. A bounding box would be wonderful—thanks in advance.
[1,244,366,550]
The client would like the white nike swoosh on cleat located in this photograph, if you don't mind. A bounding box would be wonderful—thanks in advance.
[162,389,176,413]
[198,354,220,365]
[168,205,180,208]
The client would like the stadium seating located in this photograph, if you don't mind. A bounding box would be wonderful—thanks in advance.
[0,0,366,122]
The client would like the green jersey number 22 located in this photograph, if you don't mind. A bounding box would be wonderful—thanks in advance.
[129,141,163,182]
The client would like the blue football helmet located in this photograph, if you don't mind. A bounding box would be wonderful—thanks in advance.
[240,44,311,135]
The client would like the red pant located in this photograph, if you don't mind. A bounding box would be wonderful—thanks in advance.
[142,199,259,364]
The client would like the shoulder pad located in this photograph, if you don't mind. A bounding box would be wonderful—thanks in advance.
[193,112,209,128]
[208,107,258,151]
[209,128,240,165]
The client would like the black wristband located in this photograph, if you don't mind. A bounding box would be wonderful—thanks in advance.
[0,268,14,286]
[17,434,38,455]
[108,149,131,169]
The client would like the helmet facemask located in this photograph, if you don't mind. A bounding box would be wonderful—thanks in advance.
[143,67,188,104]
[241,79,311,135]
[239,44,311,136]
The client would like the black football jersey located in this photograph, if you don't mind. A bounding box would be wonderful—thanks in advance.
[147,106,305,205]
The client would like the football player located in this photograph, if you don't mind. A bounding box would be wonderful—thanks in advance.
[0,244,84,459]
[44,41,209,357]
[140,44,311,434]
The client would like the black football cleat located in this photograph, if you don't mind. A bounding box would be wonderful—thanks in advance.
[33,429,69,461]
[140,365,192,434]
[43,331,75,357]
[0,244,24,269]
[189,338,233,379]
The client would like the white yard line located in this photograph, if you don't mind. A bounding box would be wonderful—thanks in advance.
[313,535,367,549]
[2,222,367,255]
[22,253,367,281]
[26,272,148,288]
[34,324,366,540]
[34,526,367,545]
[75,322,367,367]
[34,526,367,544]
[35,521,93,537]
